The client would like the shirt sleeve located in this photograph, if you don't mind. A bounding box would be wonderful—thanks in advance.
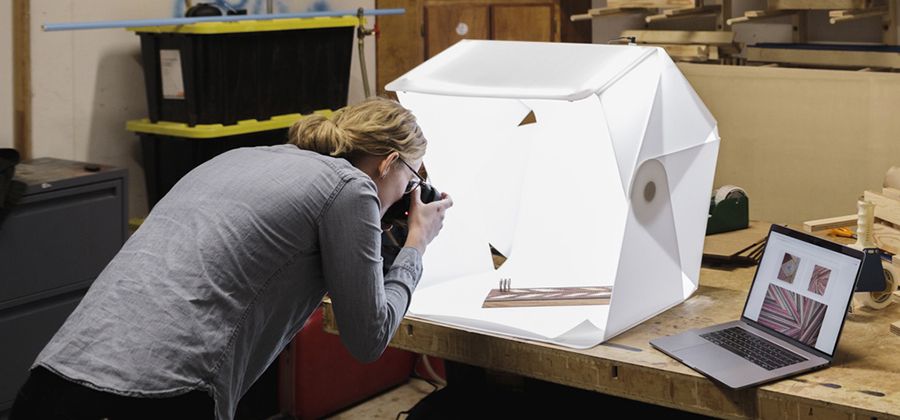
[318,177,423,363]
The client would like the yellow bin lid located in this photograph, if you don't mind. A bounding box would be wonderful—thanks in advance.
[128,16,359,34]
[126,110,333,139]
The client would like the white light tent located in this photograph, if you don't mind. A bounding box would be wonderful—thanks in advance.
[387,40,719,348]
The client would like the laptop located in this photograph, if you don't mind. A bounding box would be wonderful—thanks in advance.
[650,224,864,389]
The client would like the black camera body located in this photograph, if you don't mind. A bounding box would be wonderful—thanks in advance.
[383,183,441,222]
[380,183,440,273]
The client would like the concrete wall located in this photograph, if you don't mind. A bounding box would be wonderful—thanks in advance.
[24,0,374,218]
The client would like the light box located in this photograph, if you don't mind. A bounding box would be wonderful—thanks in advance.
[387,40,719,348]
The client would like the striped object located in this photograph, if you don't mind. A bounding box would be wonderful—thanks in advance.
[758,283,827,347]
[808,265,832,296]
[777,253,800,284]
[482,286,612,308]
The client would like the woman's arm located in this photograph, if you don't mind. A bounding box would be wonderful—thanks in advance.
[318,178,422,362]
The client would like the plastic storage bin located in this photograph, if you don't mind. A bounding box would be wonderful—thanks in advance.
[132,17,356,126]
[127,112,331,208]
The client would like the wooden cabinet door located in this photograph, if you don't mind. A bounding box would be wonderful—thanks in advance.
[491,4,554,42]
[424,4,490,58]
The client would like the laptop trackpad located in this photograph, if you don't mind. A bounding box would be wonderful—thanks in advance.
[678,342,745,371]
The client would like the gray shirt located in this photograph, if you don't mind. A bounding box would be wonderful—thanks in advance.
[34,144,423,420]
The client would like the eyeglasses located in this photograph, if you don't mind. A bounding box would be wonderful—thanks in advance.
[398,158,426,194]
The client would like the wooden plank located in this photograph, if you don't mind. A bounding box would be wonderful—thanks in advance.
[803,214,857,232]
[659,44,712,61]
[482,286,612,308]
[727,9,794,25]
[12,0,31,160]
[883,187,900,200]
[716,0,733,31]
[375,0,423,97]
[745,46,900,69]
[645,5,720,23]
[621,30,735,45]
[864,190,900,227]
[892,320,900,336]
[767,0,871,10]
[608,0,696,8]
[884,0,897,45]
[322,226,900,418]
[873,222,900,254]
[492,4,553,42]
[829,6,887,24]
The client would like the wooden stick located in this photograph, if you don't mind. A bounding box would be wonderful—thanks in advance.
[621,29,734,45]
[829,7,887,24]
[570,7,647,22]
[727,9,794,25]
[646,5,719,23]
[802,214,857,232]
[13,0,31,160]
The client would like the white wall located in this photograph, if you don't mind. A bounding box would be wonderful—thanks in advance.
[28,0,374,218]
[0,0,13,149]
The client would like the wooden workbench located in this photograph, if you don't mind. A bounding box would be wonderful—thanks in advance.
[322,225,900,419]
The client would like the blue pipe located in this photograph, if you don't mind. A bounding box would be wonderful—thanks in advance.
[43,8,404,32]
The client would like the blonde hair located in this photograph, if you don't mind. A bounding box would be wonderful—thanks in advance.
[289,97,426,162]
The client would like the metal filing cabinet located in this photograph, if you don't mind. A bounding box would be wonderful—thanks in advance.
[0,158,127,411]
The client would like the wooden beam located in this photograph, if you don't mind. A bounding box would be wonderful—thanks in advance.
[570,6,646,22]
[802,214,857,232]
[829,6,887,24]
[767,0,872,10]
[646,5,720,23]
[884,0,897,45]
[884,187,900,200]
[608,0,696,8]
[659,44,714,61]
[865,190,900,227]
[745,46,900,69]
[620,29,734,45]
[12,0,31,160]
[727,9,794,25]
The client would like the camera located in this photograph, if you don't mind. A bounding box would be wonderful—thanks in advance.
[383,182,441,223]
[380,183,440,273]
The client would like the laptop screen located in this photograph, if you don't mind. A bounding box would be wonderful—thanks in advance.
[742,227,862,357]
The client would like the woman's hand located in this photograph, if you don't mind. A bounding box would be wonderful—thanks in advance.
[404,188,453,255]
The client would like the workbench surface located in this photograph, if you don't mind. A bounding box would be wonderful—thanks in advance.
[323,225,900,419]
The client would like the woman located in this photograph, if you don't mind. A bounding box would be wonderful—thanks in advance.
[11,97,452,420]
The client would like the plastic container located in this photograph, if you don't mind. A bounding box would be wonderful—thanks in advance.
[131,17,356,126]
[127,111,331,208]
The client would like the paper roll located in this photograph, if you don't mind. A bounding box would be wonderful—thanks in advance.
[713,185,747,205]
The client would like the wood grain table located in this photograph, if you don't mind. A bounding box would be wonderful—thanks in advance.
[323,224,900,419]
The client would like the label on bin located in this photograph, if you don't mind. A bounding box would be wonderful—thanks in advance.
[159,49,185,100]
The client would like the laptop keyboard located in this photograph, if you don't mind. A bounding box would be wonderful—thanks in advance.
[700,327,807,371]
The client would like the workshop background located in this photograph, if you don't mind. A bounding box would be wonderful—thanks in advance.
[2,0,900,419]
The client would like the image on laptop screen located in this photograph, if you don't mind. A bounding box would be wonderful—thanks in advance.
[742,230,862,356]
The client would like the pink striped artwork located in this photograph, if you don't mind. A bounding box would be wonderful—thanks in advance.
[777,253,800,284]
[807,265,831,296]
[758,283,827,347]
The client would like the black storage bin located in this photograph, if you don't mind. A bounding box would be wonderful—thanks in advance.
[134,17,355,126]
[132,121,292,208]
